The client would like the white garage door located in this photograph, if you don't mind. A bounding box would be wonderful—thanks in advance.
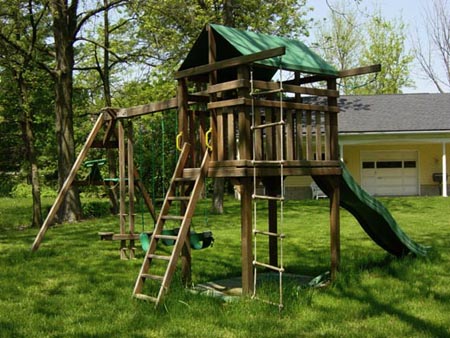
[361,151,419,196]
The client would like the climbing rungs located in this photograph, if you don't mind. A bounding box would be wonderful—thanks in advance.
[162,215,184,221]
[251,160,286,166]
[167,196,190,201]
[148,254,171,261]
[251,120,285,130]
[253,260,285,272]
[251,88,284,96]
[174,177,195,183]
[134,294,158,303]
[154,234,178,241]
[253,229,285,238]
[141,274,164,282]
[252,194,284,201]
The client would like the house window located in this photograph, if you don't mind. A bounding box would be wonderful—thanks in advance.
[377,161,402,169]
[404,161,416,168]
[362,161,375,169]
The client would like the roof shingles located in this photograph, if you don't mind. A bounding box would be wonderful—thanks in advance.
[337,93,450,133]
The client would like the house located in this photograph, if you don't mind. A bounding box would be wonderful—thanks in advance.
[285,93,450,198]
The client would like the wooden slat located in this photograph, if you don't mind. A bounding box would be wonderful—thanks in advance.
[118,121,126,237]
[327,79,339,160]
[315,111,322,161]
[338,64,381,78]
[112,234,141,240]
[127,124,135,246]
[253,108,262,161]
[265,109,274,161]
[305,111,313,160]
[286,110,294,161]
[227,111,235,160]
[296,110,304,160]
[116,98,178,118]
[207,98,246,110]
[253,80,339,97]
[247,98,339,113]
[275,108,282,160]
[324,113,331,161]
[208,79,246,94]
[217,109,224,161]
[175,46,286,79]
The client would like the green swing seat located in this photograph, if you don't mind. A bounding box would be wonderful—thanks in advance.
[139,229,214,251]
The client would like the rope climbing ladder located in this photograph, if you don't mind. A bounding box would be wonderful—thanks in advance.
[250,61,286,310]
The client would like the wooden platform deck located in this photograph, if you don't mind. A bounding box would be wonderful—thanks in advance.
[183,160,342,178]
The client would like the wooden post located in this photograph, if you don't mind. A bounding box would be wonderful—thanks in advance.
[118,120,127,259]
[240,177,253,295]
[265,178,279,267]
[177,78,191,284]
[208,24,218,161]
[31,113,105,251]
[237,65,251,160]
[327,78,340,279]
[127,123,135,259]
[330,175,340,280]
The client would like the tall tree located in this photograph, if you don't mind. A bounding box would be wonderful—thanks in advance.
[0,0,52,227]
[414,0,450,93]
[48,0,128,222]
[357,14,414,94]
[313,1,414,94]
[313,1,362,94]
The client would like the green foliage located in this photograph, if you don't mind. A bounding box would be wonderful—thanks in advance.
[81,199,111,218]
[313,1,414,94]
[355,15,414,94]
[0,196,449,336]
[130,0,313,78]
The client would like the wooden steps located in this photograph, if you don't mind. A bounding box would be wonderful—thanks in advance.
[132,143,210,307]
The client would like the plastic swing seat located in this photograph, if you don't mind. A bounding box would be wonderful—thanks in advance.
[139,229,214,251]
[190,231,214,250]
[139,229,177,252]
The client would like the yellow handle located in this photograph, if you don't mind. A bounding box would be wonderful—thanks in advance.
[176,131,183,151]
[205,128,213,151]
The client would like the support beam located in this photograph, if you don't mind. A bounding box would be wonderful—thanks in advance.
[240,177,253,295]
[118,120,127,259]
[127,123,136,259]
[264,179,280,267]
[338,64,381,78]
[175,46,286,80]
[330,175,341,280]
[31,113,105,251]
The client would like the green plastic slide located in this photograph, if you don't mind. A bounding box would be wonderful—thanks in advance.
[313,162,429,257]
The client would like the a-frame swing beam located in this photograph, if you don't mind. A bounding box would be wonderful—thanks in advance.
[31,112,107,251]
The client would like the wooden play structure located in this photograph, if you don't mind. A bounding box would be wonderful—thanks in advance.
[31,24,381,308]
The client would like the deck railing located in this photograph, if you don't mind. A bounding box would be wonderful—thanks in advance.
[184,78,339,169]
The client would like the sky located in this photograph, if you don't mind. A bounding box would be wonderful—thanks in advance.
[305,0,439,93]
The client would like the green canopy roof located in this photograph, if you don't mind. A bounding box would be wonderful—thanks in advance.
[179,24,338,78]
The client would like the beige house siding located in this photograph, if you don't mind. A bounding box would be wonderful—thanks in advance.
[284,140,449,199]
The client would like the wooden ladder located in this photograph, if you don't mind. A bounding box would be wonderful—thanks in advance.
[132,142,209,307]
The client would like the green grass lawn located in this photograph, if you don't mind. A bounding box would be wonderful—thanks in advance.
[1,196,449,337]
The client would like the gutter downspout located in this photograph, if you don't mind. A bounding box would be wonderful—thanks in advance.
[443,142,447,197]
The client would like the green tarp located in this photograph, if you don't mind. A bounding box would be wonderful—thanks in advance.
[179,24,338,77]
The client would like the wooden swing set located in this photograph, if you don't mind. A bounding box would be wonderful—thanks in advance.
[31,24,380,308]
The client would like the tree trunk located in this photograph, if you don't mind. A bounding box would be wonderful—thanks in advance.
[212,177,224,214]
[51,0,82,222]
[103,0,119,214]
[17,72,43,228]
